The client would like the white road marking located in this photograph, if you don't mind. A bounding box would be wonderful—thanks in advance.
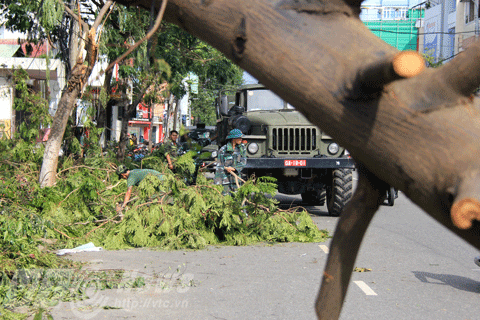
[318,245,329,254]
[353,281,377,296]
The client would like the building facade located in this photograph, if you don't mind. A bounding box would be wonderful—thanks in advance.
[361,0,425,51]
[0,25,66,139]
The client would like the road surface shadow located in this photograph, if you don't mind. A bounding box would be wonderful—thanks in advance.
[275,193,330,216]
[412,271,480,293]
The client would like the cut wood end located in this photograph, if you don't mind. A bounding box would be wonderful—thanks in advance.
[392,51,425,78]
[451,198,480,229]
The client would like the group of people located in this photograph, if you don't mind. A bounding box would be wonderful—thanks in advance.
[116,128,247,211]
[127,133,146,146]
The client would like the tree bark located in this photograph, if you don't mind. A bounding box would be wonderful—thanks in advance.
[316,164,387,319]
[40,47,97,187]
[97,67,114,144]
[117,101,131,162]
[173,97,179,131]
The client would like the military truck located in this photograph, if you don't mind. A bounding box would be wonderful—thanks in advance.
[215,84,355,216]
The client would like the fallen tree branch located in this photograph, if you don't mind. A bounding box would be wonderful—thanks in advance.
[56,165,112,177]
[135,191,172,209]
[316,165,388,320]
[57,187,80,206]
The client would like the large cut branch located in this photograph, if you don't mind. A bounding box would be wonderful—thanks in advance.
[316,165,387,319]
[111,0,480,318]
[115,0,480,241]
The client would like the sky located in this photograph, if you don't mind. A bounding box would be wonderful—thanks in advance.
[243,71,258,85]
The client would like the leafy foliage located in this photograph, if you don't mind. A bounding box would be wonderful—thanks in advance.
[41,0,64,31]
[1,5,326,318]
[422,53,443,68]
[0,134,328,316]
[11,69,51,143]
[154,23,244,125]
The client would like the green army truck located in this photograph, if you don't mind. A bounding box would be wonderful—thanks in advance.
[215,84,355,216]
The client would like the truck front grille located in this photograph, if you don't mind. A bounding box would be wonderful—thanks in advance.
[271,127,317,153]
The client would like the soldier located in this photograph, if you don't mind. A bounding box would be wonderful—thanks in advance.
[116,165,164,212]
[214,129,247,195]
[164,130,179,171]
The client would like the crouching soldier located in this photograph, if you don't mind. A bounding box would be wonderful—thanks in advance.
[116,165,164,212]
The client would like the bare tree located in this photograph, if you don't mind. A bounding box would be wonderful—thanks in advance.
[39,1,114,187]
[115,0,480,318]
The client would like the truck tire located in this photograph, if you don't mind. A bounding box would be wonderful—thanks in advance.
[301,189,326,206]
[385,186,396,206]
[326,169,353,216]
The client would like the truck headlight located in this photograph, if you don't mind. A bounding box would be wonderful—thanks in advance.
[211,151,217,158]
[247,142,259,154]
[328,143,339,155]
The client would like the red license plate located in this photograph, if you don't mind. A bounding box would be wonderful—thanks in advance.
[284,160,306,167]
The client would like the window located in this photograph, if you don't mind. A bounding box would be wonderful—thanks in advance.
[382,7,408,20]
[246,89,286,111]
[465,0,475,24]
[448,0,457,13]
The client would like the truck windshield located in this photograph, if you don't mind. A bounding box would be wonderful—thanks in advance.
[246,89,294,111]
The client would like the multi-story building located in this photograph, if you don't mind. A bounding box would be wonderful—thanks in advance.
[0,25,66,139]
[361,0,425,51]
[413,0,478,64]
[453,0,478,55]
[422,0,457,63]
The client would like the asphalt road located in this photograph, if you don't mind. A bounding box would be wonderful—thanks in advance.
[49,191,480,320]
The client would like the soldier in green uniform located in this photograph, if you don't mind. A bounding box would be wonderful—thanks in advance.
[116,165,164,211]
[164,130,179,171]
[214,129,247,195]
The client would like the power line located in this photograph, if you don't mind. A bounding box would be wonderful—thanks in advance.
[368,28,477,36]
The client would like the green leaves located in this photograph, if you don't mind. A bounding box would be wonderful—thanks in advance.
[41,0,64,31]
[0,138,328,317]
[11,69,51,144]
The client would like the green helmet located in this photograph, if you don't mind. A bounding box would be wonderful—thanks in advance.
[116,164,128,176]
[226,129,244,140]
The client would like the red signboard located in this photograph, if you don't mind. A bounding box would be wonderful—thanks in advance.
[284,160,307,167]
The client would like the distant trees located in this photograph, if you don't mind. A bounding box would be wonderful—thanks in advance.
[2,0,242,182]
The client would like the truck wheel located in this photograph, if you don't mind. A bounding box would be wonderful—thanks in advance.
[301,189,326,206]
[386,186,396,206]
[326,169,353,216]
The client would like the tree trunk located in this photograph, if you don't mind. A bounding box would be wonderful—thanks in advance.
[39,59,95,187]
[39,1,113,187]
[163,94,173,136]
[117,101,131,162]
[97,67,113,146]
[173,97,179,131]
